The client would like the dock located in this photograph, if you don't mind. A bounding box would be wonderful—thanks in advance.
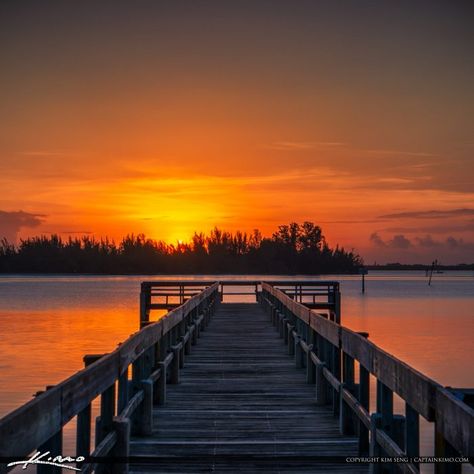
[0,280,472,474]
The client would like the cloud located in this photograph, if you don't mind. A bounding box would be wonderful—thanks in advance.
[415,235,440,247]
[265,141,345,151]
[369,233,412,249]
[369,232,386,247]
[390,235,412,249]
[378,208,474,219]
[371,232,474,255]
[0,210,46,243]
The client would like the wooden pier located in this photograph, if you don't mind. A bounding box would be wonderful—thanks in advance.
[0,280,472,474]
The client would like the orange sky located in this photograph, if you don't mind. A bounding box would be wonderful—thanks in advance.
[1,1,473,264]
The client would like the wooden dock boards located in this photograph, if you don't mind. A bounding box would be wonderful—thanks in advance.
[130,303,367,473]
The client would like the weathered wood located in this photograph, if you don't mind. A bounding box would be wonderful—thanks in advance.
[359,364,370,456]
[435,387,474,458]
[97,383,115,444]
[405,403,420,464]
[315,361,327,406]
[120,390,144,420]
[112,417,130,474]
[155,362,167,405]
[341,327,439,421]
[137,380,153,436]
[130,303,363,473]
[37,427,62,474]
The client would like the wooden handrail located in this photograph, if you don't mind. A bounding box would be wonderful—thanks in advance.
[0,282,219,469]
[261,282,474,471]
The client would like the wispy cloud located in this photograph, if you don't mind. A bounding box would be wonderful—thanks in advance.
[17,150,82,157]
[378,208,474,219]
[265,141,345,151]
[364,149,436,158]
[384,221,474,234]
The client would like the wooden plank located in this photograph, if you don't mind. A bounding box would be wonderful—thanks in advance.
[310,312,340,347]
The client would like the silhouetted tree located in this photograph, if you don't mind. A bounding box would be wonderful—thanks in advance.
[0,222,362,274]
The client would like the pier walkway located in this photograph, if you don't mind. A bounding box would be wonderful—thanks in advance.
[130,302,365,473]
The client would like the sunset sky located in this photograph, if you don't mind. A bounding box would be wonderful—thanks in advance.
[1,1,473,264]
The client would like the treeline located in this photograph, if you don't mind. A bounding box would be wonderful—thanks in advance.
[0,222,362,274]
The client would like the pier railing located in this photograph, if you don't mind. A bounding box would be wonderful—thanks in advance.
[261,282,473,474]
[0,282,219,474]
[140,279,341,324]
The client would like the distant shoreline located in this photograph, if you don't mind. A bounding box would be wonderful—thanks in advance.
[366,263,474,271]
[0,265,473,276]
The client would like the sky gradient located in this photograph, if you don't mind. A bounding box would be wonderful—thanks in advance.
[1,1,473,264]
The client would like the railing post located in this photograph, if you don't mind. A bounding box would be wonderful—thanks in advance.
[434,428,462,474]
[306,345,315,383]
[76,356,95,460]
[315,361,327,405]
[156,362,167,405]
[112,417,130,474]
[359,364,370,455]
[138,379,153,435]
[37,408,63,474]
[340,352,355,435]
[140,282,151,328]
[170,345,180,384]
[405,403,419,468]
[118,371,129,415]
[295,336,303,368]
[369,413,382,474]
[288,325,295,356]
[97,382,115,444]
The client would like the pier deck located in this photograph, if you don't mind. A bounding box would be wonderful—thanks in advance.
[130,303,365,473]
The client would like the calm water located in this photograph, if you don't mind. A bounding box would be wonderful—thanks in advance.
[0,272,473,471]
